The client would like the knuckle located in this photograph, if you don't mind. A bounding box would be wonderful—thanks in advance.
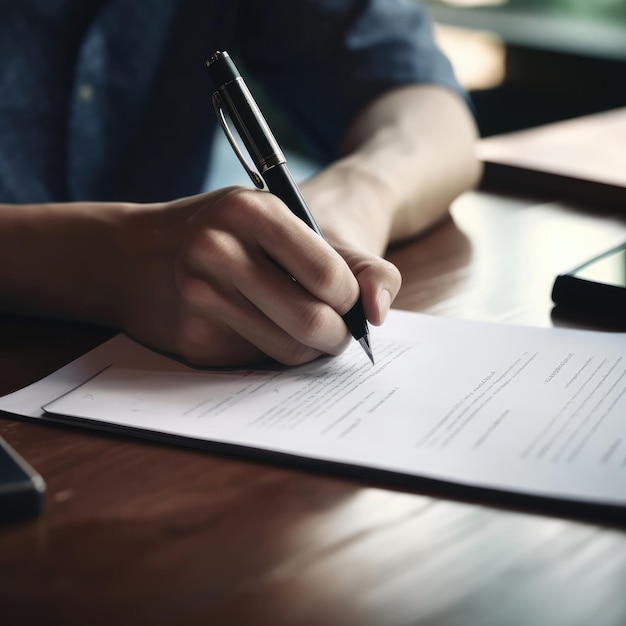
[384,259,402,289]
[185,229,242,276]
[295,304,329,346]
[174,271,230,319]
[171,316,228,366]
[221,188,271,224]
[310,254,350,297]
[170,320,209,364]
[273,340,321,367]
[174,273,201,306]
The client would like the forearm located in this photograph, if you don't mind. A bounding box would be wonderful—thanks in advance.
[302,85,482,255]
[0,202,142,325]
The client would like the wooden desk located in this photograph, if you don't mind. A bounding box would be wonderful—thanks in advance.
[2,189,626,625]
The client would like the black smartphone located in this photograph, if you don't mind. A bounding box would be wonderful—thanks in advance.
[0,436,46,523]
[552,242,626,317]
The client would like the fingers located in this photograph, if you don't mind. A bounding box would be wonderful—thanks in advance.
[174,262,350,366]
[253,210,361,317]
[175,188,357,363]
[209,188,362,316]
[131,187,401,367]
[157,305,328,368]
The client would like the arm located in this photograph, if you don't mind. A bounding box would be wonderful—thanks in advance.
[0,190,400,367]
[0,85,473,368]
[302,84,482,256]
[0,2,472,368]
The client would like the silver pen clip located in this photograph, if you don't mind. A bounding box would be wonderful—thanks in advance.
[212,92,265,190]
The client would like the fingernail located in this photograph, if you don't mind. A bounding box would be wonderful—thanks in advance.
[377,289,391,323]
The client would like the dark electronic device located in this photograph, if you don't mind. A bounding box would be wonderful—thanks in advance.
[0,436,45,522]
[552,243,626,317]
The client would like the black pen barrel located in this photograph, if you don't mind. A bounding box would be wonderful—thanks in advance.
[207,50,372,354]
[262,164,324,238]
[263,164,368,342]
[207,51,284,172]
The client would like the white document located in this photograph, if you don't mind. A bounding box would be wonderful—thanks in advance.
[2,310,626,509]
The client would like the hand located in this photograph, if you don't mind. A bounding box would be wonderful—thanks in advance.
[118,188,400,367]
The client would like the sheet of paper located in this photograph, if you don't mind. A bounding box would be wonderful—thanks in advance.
[2,310,626,508]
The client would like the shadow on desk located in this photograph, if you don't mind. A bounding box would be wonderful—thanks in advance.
[0,315,114,396]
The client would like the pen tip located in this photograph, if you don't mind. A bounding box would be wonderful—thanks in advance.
[358,335,375,365]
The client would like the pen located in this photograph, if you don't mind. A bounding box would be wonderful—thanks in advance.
[206,50,373,364]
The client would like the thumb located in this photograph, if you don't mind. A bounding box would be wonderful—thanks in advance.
[337,246,402,326]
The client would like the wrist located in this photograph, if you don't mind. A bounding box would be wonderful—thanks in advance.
[301,157,397,256]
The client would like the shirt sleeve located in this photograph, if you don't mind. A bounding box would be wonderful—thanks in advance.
[233,0,468,162]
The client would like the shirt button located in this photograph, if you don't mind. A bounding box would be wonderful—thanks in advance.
[77,83,94,102]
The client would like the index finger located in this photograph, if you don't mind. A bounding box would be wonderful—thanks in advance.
[253,193,362,316]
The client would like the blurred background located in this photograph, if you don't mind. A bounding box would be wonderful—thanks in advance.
[208,0,626,189]
[425,0,626,136]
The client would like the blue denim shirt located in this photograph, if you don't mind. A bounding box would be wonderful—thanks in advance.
[0,0,465,203]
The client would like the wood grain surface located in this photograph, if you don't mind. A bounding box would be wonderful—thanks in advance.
[2,189,626,626]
